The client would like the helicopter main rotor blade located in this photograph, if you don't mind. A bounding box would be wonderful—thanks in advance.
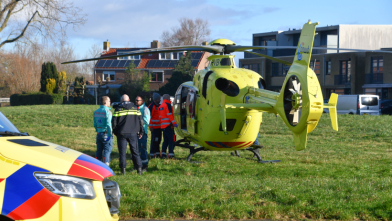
[243,51,292,66]
[226,45,392,54]
[62,45,224,64]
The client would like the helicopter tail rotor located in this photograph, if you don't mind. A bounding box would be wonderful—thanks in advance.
[236,21,338,151]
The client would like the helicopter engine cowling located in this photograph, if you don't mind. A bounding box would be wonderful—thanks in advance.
[215,78,240,97]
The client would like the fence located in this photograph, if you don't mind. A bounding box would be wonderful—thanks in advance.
[0,98,10,107]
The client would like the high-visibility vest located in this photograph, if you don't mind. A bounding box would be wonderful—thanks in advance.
[159,99,176,129]
[148,102,161,129]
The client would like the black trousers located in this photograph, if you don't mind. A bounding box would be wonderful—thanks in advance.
[149,129,162,157]
[162,126,175,157]
[117,133,142,169]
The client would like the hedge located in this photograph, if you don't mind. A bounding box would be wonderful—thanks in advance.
[63,93,96,105]
[10,93,63,106]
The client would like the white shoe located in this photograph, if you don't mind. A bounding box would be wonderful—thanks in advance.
[105,162,110,166]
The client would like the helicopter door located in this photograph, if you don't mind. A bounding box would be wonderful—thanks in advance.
[186,90,197,135]
[180,87,189,130]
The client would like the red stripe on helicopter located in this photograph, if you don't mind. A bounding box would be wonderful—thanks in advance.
[221,142,245,147]
[205,141,246,148]
[67,163,104,181]
[205,141,217,147]
[0,178,4,183]
[212,142,225,148]
[237,141,254,148]
[7,189,60,220]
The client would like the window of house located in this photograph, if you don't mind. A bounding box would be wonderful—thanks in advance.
[160,52,172,60]
[103,71,115,81]
[371,56,383,73]
[309,60,320,75]
[340,60,351,82]
[117,52,140,60]
[271,63,281,76]
[325,61,331,75]
[364,88,388,99]
[243,63,260,73]
[150,72,163,82]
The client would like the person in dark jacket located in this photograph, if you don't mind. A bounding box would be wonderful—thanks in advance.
[112,94,144,175]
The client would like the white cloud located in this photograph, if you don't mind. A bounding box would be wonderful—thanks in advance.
[67,0,277,54]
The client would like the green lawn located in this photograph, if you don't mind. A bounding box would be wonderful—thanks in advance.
[1,105,392,220]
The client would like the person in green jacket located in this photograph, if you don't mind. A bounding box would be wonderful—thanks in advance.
[135,95,151,172]
[93,96,113,166]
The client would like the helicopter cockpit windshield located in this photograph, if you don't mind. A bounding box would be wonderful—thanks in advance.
[208,55,236,69]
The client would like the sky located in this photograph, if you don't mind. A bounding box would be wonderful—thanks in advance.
[8,0,392,62]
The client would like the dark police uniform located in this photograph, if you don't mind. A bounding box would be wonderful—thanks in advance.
[112,101,144,171]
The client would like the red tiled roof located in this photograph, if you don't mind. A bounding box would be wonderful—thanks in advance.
[95,50,206,70]
[138,59,150,69]
[101,47,149,57]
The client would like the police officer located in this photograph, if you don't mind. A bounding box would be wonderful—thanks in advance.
[112,94,144,175]
[93,96,113,166]
[148,93,162,158]
[160,94,177,158]
[135,95,150,172]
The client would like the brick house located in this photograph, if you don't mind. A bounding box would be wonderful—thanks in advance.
[93,40,210,92]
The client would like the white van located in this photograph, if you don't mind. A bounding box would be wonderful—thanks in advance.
[324,94,380,115]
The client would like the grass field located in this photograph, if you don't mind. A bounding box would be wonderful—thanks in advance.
[1,105,392,220]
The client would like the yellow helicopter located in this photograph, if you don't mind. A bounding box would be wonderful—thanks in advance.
[63,21,341,163]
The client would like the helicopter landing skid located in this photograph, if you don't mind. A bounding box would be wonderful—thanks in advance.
[174,139,205,163]
[246,147,281,163]
[231,145,280,163]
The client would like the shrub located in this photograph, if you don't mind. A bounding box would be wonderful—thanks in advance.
[40,62,59,93]
[46,78,56,94]
[10,93,63,106]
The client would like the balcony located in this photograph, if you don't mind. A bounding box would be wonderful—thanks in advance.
[365,73,383,84]
[334,75,351,85]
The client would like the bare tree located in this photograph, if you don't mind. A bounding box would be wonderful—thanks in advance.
[0,38,89,96]
[0,51,41,95]
[161,18,211,47]
[0,0,87,48]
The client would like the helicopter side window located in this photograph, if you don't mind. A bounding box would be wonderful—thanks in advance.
[186,92,196,118]
[214,59,220,66]
[202,71,213,99]
[220,58,231,66]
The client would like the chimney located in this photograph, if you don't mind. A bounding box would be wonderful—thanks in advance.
[103,40,110,51]
[151,40,161,48]
[201,41,209,46]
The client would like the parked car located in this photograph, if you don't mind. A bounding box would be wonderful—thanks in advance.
[380,99,392,115]
[0,111,120,221]
[324,94,380,115]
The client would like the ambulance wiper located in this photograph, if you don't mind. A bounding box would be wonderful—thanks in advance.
[0,131,29,136]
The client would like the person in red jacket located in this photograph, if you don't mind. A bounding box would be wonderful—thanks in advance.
[160,94,177,158]
[148,92,162,158]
